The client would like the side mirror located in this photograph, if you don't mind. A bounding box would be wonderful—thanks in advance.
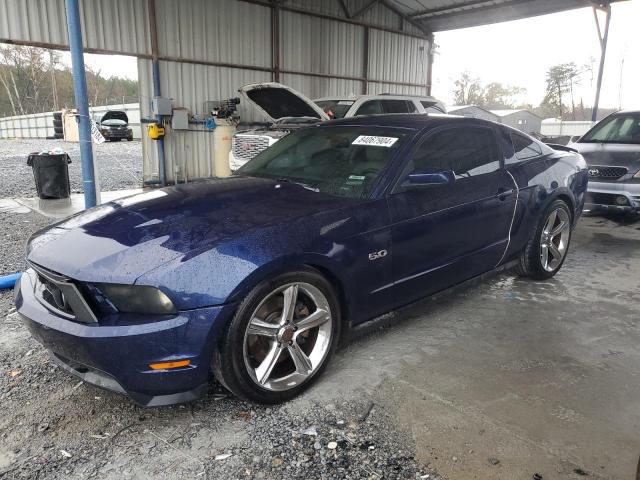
[406,169,455,187]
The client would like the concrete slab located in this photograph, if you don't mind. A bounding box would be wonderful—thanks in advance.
[0,198,30,214]
[12,189,143,219]
[314,214,640,479]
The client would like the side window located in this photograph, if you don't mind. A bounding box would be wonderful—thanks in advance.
[420,100,443,113]
[381,100,411,114]
[355,100,384,116]
[510,131,542,163]
[411,127,501,178]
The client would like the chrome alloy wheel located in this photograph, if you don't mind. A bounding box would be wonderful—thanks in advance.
[242,283,333,392]
[540,207,571,272]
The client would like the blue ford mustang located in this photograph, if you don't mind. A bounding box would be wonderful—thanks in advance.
[15,114,588,406]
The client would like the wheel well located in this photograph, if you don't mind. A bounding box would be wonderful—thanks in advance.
[554,193,575,222]
[304,263,349,327]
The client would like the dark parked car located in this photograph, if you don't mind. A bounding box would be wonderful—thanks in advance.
[570,110,640,213]
[97,110,133,142]
[15,115,587,406]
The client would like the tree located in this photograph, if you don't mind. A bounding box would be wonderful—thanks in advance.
[452,72,526,109]
[483,82,525,109]
[542,62,583,120]
[0,44,139,117]
[0,45,25,115]
[453,72,484,105]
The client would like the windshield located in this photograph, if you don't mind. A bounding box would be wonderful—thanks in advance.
[580,113,640,144]
[237,126,408,199]
[315,100,354,119]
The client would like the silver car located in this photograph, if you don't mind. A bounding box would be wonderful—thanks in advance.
[571,110,640,214]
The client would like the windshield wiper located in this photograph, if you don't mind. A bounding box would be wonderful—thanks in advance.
[276,177,320,192]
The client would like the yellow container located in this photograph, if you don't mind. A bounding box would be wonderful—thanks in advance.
[147,123,165,140]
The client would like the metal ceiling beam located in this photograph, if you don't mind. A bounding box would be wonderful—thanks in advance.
[351,0,379,19]
[380,0,430,35]
[410,0,493,19]
[337,0,351,18]
[238,0,428,38]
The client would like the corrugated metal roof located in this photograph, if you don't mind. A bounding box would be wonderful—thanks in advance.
[0,0,151,54]
[386,0,619,32]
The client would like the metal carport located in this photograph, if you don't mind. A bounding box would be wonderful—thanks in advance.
[0,0,618,207]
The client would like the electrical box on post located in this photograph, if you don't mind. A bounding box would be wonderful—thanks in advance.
[152,97,172,116]
[171,109,189,130]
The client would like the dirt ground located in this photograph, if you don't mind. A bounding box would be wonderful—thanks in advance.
[1,206,639,479]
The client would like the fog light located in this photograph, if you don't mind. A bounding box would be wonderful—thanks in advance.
[149,359,191,370]
[615,195,628,206]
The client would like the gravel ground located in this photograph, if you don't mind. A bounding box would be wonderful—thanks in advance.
[0,207,440,480]
[0,139,143,198]
[0,210,51,316]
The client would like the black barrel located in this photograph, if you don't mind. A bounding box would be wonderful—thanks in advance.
[27,153,72,199]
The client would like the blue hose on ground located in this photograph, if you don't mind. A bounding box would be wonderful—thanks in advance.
[0,273,21,289]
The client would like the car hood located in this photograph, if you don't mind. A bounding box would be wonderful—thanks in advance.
[26,177,354,284]
[238,82,330,123]
[100,110,129,124]
[573,142,640,171]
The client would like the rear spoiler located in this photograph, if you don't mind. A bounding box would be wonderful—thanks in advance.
[545,143,578,153]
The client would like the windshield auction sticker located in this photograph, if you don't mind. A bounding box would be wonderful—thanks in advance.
[352,135,398,147]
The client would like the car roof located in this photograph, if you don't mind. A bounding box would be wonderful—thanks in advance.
[314,95,440,102]
[611,109,640,115]
[317,113,496,130]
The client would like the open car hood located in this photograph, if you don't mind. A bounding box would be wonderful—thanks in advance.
[238,82,330,123]
[100,110,129,124]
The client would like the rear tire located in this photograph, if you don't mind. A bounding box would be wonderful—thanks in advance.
[212,268,340,403]
[517,199,573,280]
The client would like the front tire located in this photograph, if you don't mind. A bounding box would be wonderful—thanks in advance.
[518,199,573,280]
[212,268,340,403]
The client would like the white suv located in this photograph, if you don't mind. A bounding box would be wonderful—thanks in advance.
[230,82,445,169]
[314,94,445,119]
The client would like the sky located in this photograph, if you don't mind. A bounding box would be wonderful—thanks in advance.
[431,1,639,109]
[64,1,638,111]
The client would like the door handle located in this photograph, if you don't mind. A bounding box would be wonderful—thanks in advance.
[496,188,514,200]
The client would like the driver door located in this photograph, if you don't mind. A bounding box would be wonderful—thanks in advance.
[387,124,516,308]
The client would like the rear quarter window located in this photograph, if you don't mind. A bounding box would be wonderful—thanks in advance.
[509,131,542,164]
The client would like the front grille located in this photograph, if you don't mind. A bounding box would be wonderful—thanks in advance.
[30,263,97,324]
[587,166,628,180]
[232,135,271,162]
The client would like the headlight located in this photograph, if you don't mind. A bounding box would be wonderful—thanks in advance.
[634,169,640,178]
[95,284,177,315]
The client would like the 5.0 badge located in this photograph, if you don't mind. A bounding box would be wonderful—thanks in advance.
[368,250,388,261]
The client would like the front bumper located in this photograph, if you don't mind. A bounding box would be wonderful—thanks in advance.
[14,269,236,406]
[101,128,133,140]
[585,180,640,213]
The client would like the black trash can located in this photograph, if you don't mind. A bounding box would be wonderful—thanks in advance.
[27,153,72,199]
